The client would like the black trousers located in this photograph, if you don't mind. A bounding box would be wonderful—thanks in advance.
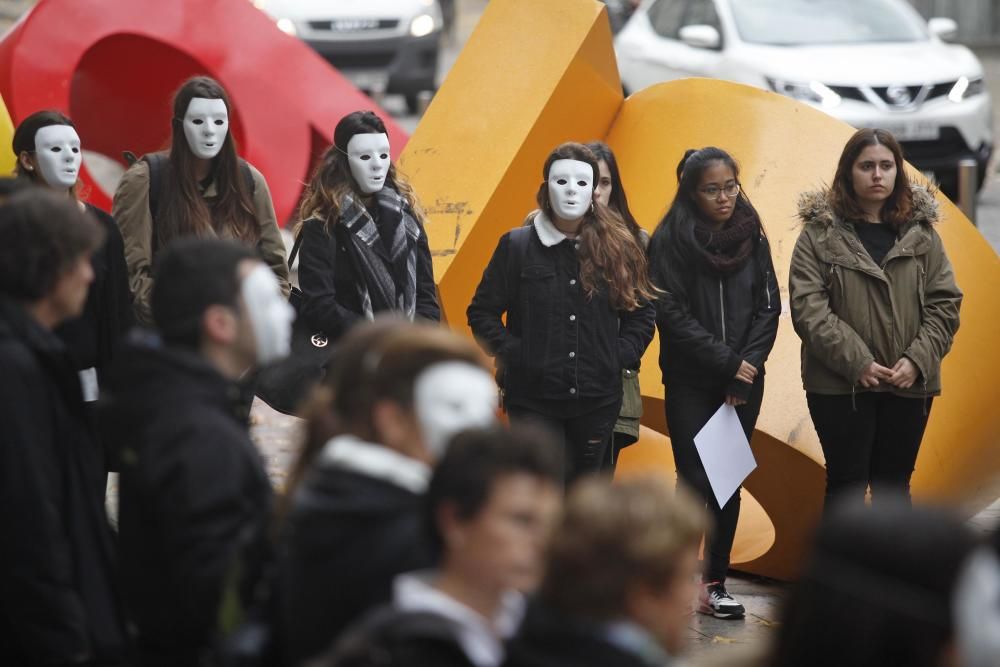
[507,396,622,486]
[807,391,932,511]
[666,380,764,584]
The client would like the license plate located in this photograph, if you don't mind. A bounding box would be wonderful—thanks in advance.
[880,122,940,142]
[346,69,389,93]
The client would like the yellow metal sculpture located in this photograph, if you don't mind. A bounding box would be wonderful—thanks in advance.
[0,94,17,176]
[400,0,1000,579]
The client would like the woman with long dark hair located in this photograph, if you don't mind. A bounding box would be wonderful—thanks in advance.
[113,76,289,324]
[586,141,649,468]
[790,128,961,510]
[13,110,133,402]
[468,142,656,484]
[293,110,440,342]
[648,147,780,619]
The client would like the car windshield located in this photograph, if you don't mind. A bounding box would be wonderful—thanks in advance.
[731,0,929,46]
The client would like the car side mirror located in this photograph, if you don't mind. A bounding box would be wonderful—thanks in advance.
[679,24,721,50]
[928,17,958,41]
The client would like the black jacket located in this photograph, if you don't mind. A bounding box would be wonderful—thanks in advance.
[55,204,133,377]
[279,461,436,666]
[0,298,125,665]
[325,608,474,667]
[298,214,440,341]
[467,222,656,401]
[503,605,668,667]
[651,235,780,400]
[101,334,273,667]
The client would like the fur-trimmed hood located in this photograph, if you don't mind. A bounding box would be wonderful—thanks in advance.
[797,185,940,228]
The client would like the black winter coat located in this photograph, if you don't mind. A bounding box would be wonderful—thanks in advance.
[101,334,273,667]
[297,214,440,341]
[0,298,125,665]
[651,235,780,400]
[55,204,133,377]
[503,606,668,667]
[279,463,436,666]
[467,223,656,401]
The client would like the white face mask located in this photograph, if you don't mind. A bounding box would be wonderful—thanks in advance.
[346,133,391,194]
[414,362,498,459]
[547,158,594,222]
[241,265,295,365]
[34,125,82,190]
[182,97,229,160]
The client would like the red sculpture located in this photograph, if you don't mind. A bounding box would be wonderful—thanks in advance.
[0,0,408,222]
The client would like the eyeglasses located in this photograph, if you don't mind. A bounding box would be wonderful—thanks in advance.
[698,182,741,200]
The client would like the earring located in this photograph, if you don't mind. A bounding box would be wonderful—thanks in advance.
[590,202,595,214]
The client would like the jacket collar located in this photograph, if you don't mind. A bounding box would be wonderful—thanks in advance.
[319,434,431,494]
[532,211,571,247]
[797,185,939,229]
[0,296,71,362]
[394,571,525,667]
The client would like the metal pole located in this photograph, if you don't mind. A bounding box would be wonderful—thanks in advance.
[957,158,978,226]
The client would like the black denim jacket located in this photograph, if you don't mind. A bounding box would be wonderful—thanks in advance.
[467,216,655,401]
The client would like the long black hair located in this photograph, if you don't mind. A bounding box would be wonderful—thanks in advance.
[585,141,643,242]
[648,147,761,291]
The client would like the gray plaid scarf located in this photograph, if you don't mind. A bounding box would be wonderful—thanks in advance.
[340,188,421,320]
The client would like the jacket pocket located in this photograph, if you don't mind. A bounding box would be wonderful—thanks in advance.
[519,265,556,378]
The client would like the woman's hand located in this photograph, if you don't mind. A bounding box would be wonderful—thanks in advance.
[725,395,747,407]
[734,360,757,385]
[887,357,919,389]
[858,361,893,388]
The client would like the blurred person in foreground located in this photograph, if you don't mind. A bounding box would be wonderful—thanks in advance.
[319,425,563,667]
[278,320,499,666]
[770,496,979,667]
[503,477,705,667]
[101,238,293,666]
[0,189,126,664]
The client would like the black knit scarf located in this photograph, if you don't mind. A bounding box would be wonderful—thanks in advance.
[693,204,759,274]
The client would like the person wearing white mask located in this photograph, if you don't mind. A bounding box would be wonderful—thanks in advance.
[112,76,289,326]
[277,320,495,666]
[293,110,440,347]
[13,110,133,405]
[468,142,656,484]
[99,238,293,667]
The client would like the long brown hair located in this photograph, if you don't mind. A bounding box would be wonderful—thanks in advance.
[296,110,422,235]
[830,128,913,228]
[536,143,656,310]
[157,76,259,250]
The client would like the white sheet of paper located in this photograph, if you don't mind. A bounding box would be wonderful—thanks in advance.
[79,367,99,403]
[693,404,757,509]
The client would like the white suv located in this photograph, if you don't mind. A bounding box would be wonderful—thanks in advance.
[616,0,993,194]
[253,0,444,114]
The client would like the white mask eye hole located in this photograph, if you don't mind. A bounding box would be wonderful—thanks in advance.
[577,180,588,187]
[359,154,372,161]
[50,146,62,153]
[214,119,225,126]
[191,118,204,125]
[71,147,80,154]
[556,178,567,185]
[379,153,389,160]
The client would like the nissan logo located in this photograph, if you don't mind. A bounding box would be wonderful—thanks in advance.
[886,84,913,106]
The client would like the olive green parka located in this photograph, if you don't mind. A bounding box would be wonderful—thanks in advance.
[789,186,961,399]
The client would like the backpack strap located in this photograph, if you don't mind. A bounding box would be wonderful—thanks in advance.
[141,153,168,257]
[506,224,533,303]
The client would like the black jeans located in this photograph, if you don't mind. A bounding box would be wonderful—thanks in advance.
[507,396,621,485]
[807,392,932,511]
[666,380,764,584]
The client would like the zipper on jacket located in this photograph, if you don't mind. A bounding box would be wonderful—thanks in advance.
[719,279,727,342]
[765,271,772,309]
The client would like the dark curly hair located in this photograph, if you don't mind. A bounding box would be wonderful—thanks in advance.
[0,188,103,301]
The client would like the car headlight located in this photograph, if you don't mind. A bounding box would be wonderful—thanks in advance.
[948,76,985,103]
[768,78,842,109]
[276,18,297,36]
[410,13,437,37]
